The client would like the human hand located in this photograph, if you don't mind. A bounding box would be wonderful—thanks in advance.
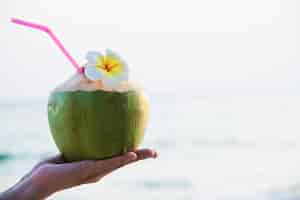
[0,149,157,200]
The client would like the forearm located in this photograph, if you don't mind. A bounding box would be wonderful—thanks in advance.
[0,178,47,200]
[0,186,19,200]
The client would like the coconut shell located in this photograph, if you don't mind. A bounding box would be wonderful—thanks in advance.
[48,89,149,161]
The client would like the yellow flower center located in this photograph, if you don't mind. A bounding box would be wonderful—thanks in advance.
[95,55,123,77]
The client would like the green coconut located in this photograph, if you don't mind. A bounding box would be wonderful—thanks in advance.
[47,74,149,161]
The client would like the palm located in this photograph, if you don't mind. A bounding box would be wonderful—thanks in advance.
[17,149,157,199]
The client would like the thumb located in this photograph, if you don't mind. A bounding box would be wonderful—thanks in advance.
[50,160,96,189]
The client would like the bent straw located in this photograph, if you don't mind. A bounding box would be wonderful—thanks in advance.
[11,18,84,74]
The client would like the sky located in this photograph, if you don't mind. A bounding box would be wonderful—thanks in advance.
[0,0,299,98]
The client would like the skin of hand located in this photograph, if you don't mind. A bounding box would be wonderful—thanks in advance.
[0,149,157,200]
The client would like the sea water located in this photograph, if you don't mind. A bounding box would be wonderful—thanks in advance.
[1,93,300,199]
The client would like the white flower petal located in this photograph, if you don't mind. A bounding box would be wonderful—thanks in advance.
[86,51,102,64]
[116,69,129,81]
[121,63,129,80]
[106,49,129,78]
[84,65,104,81]
[102,72,128,90]
[105,49,121,59]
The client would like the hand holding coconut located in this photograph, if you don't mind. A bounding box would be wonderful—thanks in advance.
[1,18,158,199]
[0,149,157,199]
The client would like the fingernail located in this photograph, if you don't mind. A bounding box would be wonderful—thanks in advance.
[153,151,158,158]
[127,152,137,162]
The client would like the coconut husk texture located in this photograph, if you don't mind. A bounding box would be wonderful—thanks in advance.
[48,77,149,161]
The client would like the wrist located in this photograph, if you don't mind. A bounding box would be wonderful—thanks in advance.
[0,183,39,200]
[22,174,55,200]
[18,177,45,200]
[1,176,52,200]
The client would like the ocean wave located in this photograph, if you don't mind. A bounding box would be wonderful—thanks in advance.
[0,153,14,162]
[140,179,193,190]
[0,151,57,163]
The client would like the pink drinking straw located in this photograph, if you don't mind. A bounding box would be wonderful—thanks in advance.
[11,18,84,74]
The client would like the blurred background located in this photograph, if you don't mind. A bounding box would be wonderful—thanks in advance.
[1,0,300,199]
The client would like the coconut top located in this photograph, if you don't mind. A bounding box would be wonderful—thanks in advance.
[53,73,139,93]
[53,49,142,93]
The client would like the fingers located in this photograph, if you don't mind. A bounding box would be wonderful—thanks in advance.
[83,149,157,184]
[38,149,158,190]
[93,149,157,177]
[135,149,158,160]
[95,152,138,171]
[84,176,102,184]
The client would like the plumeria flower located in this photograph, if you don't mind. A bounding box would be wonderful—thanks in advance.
[84,49,129,89]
